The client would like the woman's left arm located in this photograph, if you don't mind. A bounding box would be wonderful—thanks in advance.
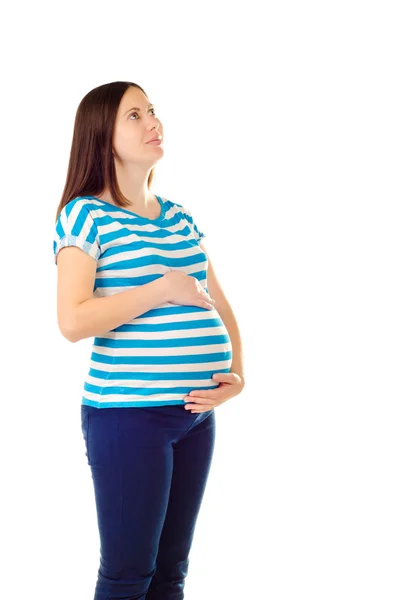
[201,241,245,385]
[184,242,245,412]
[184,243,245,413]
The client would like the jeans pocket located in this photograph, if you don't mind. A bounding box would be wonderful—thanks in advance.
[81,406,90,464]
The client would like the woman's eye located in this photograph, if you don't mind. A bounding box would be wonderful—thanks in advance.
[129,108,156,120]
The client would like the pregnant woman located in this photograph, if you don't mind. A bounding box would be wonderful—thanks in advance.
[53,81,245,600]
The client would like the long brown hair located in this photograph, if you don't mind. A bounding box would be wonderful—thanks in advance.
[55,81,156,221]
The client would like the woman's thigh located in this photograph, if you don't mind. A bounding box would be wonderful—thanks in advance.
[155,409,216,562]
[81,406,177,578]
[145,410,216,598]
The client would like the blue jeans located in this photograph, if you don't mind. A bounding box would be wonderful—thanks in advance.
[81,404,216,600]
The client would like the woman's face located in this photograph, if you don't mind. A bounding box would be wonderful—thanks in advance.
[112,86,164,166]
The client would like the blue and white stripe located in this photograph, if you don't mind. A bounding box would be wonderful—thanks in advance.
[54,195,232,408]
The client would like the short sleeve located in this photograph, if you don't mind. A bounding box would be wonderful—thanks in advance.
[53,200,101,265]
[184,207,205,243]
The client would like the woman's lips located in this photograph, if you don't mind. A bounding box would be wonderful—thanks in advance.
[147,139,162,145]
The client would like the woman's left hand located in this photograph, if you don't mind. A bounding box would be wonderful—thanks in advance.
[184,372,245,413]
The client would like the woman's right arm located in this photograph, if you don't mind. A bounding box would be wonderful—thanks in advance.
[56,246,169,343]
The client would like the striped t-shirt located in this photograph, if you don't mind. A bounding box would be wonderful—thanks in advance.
[53,195,232,408]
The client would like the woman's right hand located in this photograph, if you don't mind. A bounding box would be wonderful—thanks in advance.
[163,271,216,310]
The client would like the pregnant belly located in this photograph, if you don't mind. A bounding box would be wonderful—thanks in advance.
[86,304,232,401]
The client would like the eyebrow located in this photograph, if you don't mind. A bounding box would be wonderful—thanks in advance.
[123,103,154,116]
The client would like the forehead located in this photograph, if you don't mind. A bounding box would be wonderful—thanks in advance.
[118,86,151,112]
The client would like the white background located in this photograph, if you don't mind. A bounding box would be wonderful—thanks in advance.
[1,1,396,598]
